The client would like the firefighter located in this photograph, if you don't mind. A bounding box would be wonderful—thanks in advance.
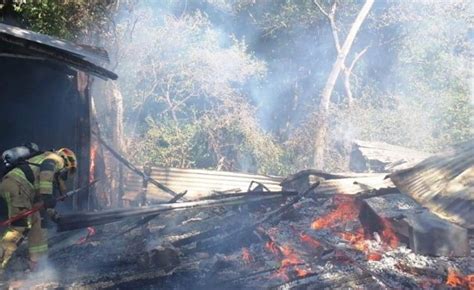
[0,148,77,274]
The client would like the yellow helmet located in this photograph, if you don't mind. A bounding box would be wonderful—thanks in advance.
[56,148,77,174]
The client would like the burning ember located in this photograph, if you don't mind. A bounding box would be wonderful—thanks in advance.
[467,275,474,289]
[77,227,97,245]
[366,252,382,261]
[446,268,473,289]
[311,196,368,253]
[279,245,303,268]
[339,228,367,252]
[379,217,399,248]
[264,239,309,281]
[299,233,321,249]
[89,144,98,183]
[265,241,281,256]
[241,247,253,264]
[295,268,309,278]
[310,195,401,259]
[311,196,359,230]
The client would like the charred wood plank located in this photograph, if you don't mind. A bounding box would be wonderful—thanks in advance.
[220,265,285,285]
[304,231,392,288]
[189,182,321,252]
[57,193,291,231]
[272,272,373,290]
[359,193,469,256]
[110,191,189,239]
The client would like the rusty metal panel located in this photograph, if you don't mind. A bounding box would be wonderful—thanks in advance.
[390,140,474,229]
[124,167,283,201]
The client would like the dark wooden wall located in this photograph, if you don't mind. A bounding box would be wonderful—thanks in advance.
[0,57,90,211]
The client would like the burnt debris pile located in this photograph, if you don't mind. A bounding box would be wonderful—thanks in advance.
[7,141,474,289]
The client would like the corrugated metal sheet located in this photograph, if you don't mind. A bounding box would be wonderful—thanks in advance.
[124,167,283,201]
[390,140,474,229]
[351,140,430,172]
[281,171,395,196]
[0,23,117,79]
[313,174,395,196]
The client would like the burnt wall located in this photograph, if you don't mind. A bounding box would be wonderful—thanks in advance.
[0,57,90,210]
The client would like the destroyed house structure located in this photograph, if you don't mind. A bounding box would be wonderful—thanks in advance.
[41,141,472,289]
[0,19,472,290]
[0,23,117,210]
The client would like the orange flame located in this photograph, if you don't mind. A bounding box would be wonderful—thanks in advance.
[446,269,464,287]
[466,274,474,290]
[265,241,280,255]
[339,228,367,252]
[367,252,382,261]
[265,240,310,281]
[299,233,321,248]
[446,269,473,288]
[380,217,399,248]
[242,247,253,264]
[295,268,309,277]
[89,144,98,183]
[279,245,303,267]
[311,197,359,230]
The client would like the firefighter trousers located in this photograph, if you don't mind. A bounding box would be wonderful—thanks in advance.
[0,177,48,270]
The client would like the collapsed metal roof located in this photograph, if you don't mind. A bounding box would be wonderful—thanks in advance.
[390,140,474,229]
[0,23,117,80]
[124,166,283,201]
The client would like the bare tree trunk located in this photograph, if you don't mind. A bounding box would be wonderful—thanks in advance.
[91,80,125,208]
[314,1,369,106]
[312,0,374,169]
[108,83,125,207]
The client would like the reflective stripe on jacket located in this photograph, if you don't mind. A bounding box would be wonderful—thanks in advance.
[5,151,65,198]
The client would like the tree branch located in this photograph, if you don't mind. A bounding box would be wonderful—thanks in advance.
[313,0,329,17]
[349,46,369,73]
[315,0,341,52]
[343,46,369,106]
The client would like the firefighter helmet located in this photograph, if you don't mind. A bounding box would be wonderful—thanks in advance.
[56,148,77,174]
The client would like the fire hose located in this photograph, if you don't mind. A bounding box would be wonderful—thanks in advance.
[0,180,99,227]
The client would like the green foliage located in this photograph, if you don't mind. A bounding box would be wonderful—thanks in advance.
[16,0,117,41]
[117,9,282,174]
[130,117,201,168]
[129,110,284,175]
[18,1,73,38]
[382,0,473,149]
[436,93,473,145]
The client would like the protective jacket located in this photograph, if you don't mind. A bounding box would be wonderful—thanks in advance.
[0,151,66,270]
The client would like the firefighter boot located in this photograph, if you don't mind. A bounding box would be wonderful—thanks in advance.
[0,228,24,270]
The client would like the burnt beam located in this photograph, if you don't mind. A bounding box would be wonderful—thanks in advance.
[57,193,291,231]
[359,193,469,257]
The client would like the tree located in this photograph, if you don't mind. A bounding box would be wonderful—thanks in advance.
[115,8,283,173]
[314,0,369,106]
[312,0,374,169]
